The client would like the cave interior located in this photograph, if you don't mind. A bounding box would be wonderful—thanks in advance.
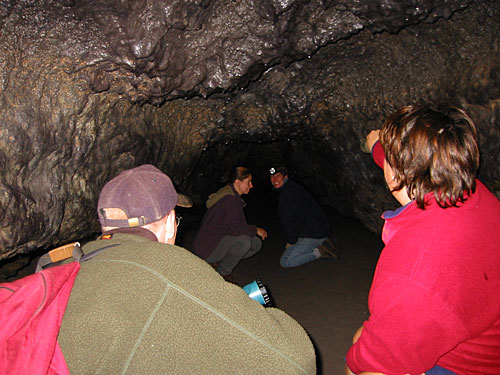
[0,0,498,280]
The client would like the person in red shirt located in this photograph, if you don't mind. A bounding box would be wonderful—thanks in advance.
[345,105,500,375]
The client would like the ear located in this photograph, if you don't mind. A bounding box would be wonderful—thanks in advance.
[164,210,177,245]
[232,180,241,195]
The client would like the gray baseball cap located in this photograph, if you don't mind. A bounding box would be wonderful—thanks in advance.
[98,164,178,228]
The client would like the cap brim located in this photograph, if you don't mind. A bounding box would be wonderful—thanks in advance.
[177,193,193,208]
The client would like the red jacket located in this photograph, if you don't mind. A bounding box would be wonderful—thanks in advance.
[0,262,80,375]
[346,141,500,374]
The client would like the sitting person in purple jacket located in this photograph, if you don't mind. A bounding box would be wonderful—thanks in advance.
[193,166,267,282]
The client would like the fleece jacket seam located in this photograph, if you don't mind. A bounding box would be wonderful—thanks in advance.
[97,258,309,375]
[122,284,171,375]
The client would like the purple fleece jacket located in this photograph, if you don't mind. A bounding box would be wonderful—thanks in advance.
[193,184,257,259]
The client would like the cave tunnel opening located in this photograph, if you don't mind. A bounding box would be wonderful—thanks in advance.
[175,135,365,254]
[181,136,353,209]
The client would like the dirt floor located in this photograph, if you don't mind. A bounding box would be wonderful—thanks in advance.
[178,189,384,375]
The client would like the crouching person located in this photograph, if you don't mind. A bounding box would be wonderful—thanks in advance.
[193,166,267,283]
[58,164,316,374]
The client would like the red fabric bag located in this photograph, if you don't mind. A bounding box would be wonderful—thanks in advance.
[0,262,80,375]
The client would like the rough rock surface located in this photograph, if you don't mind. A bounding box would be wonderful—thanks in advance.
[0,0,499,267]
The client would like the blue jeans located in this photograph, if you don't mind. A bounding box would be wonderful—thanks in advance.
[280,237,326,267]
[426,365,456,375]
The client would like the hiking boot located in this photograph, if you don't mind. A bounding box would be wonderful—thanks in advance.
[318,238,339,260]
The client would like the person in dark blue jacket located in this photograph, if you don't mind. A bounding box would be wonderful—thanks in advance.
[270,166,338,267]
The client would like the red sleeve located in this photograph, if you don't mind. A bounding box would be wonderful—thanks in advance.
[346,276,467,374]
[372,140,385,169]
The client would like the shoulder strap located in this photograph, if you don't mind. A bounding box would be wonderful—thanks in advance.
[36,242,83,272]
[36,242,119,272]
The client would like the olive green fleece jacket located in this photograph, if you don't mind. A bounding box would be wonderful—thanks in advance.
[58,232,316,374]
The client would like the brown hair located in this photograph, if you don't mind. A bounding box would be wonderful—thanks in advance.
[379,105,479,209]
[229,166,252,183]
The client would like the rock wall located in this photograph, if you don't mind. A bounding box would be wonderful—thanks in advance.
[0,0,498,261]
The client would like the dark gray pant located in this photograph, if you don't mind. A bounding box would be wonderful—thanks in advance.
[205,235,262,276]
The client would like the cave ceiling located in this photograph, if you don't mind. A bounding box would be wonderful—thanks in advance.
[0,0,498,263]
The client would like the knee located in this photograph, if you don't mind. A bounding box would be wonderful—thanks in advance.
[251,236,262,251]
[233,235,252,252]
[280,254,293,268]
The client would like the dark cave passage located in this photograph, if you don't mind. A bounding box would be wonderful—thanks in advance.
[173,135,346,250]
[180,137,361,213]
[1,135,367,284]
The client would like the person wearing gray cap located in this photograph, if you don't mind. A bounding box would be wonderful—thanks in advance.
[57,164,316,374]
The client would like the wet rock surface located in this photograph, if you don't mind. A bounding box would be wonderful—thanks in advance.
[0,0,499,265]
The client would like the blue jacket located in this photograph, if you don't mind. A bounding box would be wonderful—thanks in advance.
[275,179,330,244]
